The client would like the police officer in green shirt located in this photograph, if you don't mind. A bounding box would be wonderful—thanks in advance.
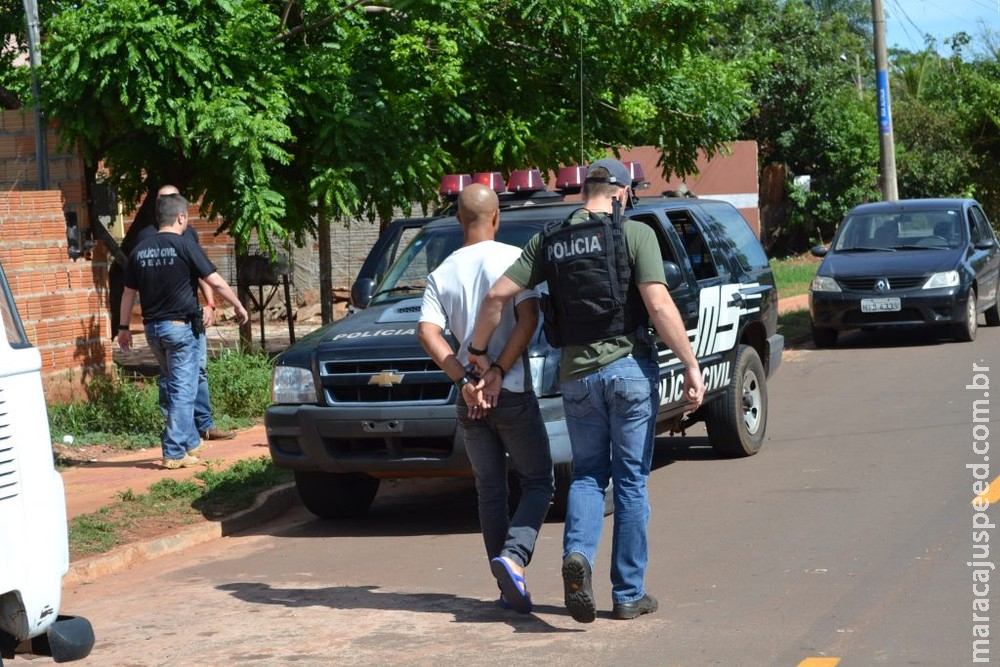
[469,158,706,623]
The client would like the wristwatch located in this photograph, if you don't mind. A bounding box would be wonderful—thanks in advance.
[455,371,478,389]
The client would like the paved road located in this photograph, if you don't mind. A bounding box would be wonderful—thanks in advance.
[36,327,1000,666]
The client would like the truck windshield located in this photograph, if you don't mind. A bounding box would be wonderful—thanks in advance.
[371,222,541,304]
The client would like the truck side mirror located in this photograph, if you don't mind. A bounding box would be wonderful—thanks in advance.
[663,261,684,291]
[351,278,377,309]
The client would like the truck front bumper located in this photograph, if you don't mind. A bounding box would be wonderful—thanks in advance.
[265,396,571,477]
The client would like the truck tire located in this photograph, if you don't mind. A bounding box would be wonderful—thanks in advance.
[548,462,614,520]
[955,289,978,342]
[705,344,767,457]
[294,471,380,519]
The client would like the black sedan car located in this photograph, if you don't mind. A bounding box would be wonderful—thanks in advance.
[809,198,1000,346]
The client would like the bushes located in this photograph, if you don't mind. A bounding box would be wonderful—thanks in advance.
[49,349,273,450]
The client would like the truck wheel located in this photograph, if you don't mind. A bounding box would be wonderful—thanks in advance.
[955,289,978,342]
[811,325,837,348]
[294,471,380,519]
[548,462,613,520]
[705,345,767,457]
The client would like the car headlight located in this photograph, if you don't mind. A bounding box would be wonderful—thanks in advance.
[922,270,960,289]
[810,275,841,293]
[528,354,561,398]
[271,366,318,404]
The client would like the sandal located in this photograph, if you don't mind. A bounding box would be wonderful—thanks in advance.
[491,557,533,614]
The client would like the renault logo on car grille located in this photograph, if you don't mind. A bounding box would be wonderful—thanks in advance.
[874,278,891,292]
[368,371,404,387]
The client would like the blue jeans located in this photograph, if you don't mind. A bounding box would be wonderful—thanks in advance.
[158,333,214,433]
[561,353,659,604]
[145,321,202,460]
[457,390,554,569]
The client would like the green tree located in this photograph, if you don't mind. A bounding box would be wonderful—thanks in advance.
[37,0,753,251]
[717,0,879,252]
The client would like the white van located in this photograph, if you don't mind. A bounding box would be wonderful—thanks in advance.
[0,259,94,665]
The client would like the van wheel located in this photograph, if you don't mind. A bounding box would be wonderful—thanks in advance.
[984,289,1000,326]
[294,471,380,518]
[705,345,767,457]
[955,289,978,342]
[548,462,613,520]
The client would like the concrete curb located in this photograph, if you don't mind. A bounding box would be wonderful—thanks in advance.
[64,482,300,589]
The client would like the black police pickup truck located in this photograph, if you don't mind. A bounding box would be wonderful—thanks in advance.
[265,175,784,519]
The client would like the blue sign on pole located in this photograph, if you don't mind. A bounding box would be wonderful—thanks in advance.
[876,69,891,135]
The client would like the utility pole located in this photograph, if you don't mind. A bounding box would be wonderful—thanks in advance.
[22,0,48,190]
[871,0,898,200]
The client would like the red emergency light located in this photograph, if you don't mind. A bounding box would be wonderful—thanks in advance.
[506,169,545,193]
[473,171,505,192]
[439,174,472,197]
[622,161,644,186]
[555,166,587,192]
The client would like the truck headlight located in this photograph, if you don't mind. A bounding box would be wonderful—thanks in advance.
[922,270,959,289]
[810,275,841,293]
[271,366,317,404]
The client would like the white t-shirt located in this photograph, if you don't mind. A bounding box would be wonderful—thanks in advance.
[419,240,540,392]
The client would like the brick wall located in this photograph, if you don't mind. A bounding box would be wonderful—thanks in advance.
[0,191,110,402]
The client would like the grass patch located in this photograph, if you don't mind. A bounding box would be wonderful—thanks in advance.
[772,255,819,299]
[67,456,293,559]
[49,349,273,451]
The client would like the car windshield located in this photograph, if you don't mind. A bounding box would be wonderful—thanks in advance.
[833,208,965,251]
[371,222,541,304]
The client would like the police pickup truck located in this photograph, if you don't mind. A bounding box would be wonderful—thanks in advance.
[265,169,783,519]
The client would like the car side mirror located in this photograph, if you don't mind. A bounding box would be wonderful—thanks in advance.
[810,245,828,258]
[975,238,996,250]
[351,278,377,309]
[663,261,684,291]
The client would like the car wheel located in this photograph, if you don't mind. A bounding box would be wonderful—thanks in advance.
[547,462,613,520]
[705,344,768,457]
[985,288,1000,327]
[293,471,380,519]
[955,289,978,342]
[811,325,838,348]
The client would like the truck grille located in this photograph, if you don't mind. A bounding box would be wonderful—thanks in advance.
[0,387,20,504]
[838,275,925,291]
[319,357,453,404]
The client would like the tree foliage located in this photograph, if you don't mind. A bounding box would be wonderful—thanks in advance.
[34,0,753,250]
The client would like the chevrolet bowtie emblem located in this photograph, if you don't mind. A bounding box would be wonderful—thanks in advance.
[369,370,404,387]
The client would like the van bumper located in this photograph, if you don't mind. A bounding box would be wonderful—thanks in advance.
[26,615,95,663]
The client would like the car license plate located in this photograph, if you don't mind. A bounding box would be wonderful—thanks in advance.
[861,297,901,313]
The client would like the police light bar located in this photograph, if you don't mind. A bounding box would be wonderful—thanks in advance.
[555,166,586,194]
[473,172,505,192]
[622,161,649,189]
[506,169,545,193]
[439,174,472,197]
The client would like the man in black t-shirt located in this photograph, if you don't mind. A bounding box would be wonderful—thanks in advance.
[137,186,236,442]
[118,193,249,469]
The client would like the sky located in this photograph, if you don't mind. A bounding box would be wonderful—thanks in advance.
[883,0,999,52]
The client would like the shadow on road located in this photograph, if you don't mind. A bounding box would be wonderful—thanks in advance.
[217,581,586,632]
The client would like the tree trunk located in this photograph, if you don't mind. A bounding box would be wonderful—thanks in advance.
[318,202,333,324]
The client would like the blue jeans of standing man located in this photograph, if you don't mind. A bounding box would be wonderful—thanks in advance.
[561,352,659,605]
[158,332,214,434]
[457,389,554,568]
[145,321,202,460]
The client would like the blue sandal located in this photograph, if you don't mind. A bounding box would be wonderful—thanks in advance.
[491,557,533,614]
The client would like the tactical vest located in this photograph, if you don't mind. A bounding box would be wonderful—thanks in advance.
[539,209,647,347]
